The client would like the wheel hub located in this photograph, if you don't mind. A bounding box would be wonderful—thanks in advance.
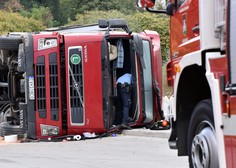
[191,127,218,168]
[192,133,209,168]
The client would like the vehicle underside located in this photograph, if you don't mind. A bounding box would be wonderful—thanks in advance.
[0,44,26,136]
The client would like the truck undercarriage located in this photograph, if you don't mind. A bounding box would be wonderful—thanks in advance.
[0,36,26,136]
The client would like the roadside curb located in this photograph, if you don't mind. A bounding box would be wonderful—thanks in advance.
[122,128,170,139]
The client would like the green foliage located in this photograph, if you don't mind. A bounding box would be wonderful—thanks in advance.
[19,0,38,9]
[0,10,45,35]
[19,0,137,26]
[19,5,54,27]
[127,12,170,63]
[3,0,23,12]
[68,10,127,25]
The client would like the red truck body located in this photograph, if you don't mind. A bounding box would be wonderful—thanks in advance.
[0,19,163,140]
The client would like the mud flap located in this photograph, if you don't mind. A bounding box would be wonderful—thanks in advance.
[19,103,27,136]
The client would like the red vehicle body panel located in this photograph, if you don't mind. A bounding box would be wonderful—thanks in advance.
[64,34,105,134]
[33,33,63,138]
[138,0,155,8]
[0,21,163,140]
[169,0,199,62]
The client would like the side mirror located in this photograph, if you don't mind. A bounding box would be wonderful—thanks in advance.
[166,2,174,16]
[136,0,155,8]
[99,19,132,35]
[98,19,108,28]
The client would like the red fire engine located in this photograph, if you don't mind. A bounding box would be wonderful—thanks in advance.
[138,0,236,167]
[0,19,163,140]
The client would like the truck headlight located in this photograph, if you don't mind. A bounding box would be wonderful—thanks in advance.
[38,38,57,50]
[40,124,60,136]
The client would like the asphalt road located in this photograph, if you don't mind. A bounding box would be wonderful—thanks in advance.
[0,134,189,168]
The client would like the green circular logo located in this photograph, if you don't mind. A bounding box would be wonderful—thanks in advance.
[70,54,81,65]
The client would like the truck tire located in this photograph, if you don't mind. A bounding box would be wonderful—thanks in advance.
[0,122,24,137]
[188,99,219,168]
[0,36,23,50]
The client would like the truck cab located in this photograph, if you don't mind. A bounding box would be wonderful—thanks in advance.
[0,19,163,140]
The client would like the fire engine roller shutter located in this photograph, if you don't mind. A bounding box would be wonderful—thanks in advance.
[68,46,84,124]
[229,0,236,85]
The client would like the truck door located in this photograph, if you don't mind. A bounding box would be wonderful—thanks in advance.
[142,40,154,123]
[141,30,163,121]
[133,34,155,123]
[170,0,200,59]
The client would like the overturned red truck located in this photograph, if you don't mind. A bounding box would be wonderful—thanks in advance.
[0,19,163,140]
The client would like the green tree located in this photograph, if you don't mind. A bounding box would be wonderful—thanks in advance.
[19,0,39,9]
[20,5,54,27]
[3,0,23,12]
[20,0,138,26]
[127,12,170,63]
[68,10,127,25]
[0,10,45,35]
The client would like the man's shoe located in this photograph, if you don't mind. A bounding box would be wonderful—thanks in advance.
[121,123,132,130]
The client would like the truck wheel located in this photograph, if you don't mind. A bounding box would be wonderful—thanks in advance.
[0,36,23,50]
[0,122,23,137]
[188,99,219,168]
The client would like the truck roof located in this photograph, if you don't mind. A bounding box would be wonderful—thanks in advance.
[44,19,132,36]
[44,24,108,34]
[43,23,132,40]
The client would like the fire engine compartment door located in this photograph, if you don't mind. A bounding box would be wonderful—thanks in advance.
[229,0,236,88]
[223,2,236,167]
[142,40,153,123]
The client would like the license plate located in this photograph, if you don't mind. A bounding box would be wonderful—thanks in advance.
[28,76,35,100]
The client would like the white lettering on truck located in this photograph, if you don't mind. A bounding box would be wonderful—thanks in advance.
[84,45,88,63]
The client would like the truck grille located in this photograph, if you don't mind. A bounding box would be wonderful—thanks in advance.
[36,53,59,120]
[36,56,46,118]
[69,47,84,124]
[49,53,59,121]
[50,64,58,109]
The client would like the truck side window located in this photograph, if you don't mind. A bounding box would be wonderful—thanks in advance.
[177,0,185,9]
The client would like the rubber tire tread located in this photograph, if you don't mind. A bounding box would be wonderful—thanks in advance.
[0,36,23,50]
[187,99,214,168]
[0,124,23,136]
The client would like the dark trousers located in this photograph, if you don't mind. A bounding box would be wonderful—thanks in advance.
[115,85,131,125]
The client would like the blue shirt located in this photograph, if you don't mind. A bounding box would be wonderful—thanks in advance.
[116,73,132,85]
